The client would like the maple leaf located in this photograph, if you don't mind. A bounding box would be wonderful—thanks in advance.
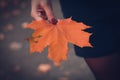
[27,18,92,64]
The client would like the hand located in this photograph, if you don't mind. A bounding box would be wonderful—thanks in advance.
[31,0,57,24]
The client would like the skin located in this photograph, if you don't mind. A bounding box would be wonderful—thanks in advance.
[31,0,120,80]
[31,0,57,24]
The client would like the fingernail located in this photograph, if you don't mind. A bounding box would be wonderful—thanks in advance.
[50,18,58,25]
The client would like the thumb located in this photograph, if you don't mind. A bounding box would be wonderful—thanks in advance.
[44,6,58,24]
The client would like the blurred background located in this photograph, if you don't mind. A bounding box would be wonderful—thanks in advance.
[0,0,95,80]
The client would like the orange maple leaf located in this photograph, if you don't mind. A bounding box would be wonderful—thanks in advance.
[27,18,92,64]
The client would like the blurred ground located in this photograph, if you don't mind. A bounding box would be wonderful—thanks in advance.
[0,0,95,80]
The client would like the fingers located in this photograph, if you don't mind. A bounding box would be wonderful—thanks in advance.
[39,0,58,24]
[31,0,58,24]
[43,5,58,24]
[31,11,43,21]
[38,9,58,24]
[37,7,47,20]
[31,0,43,21]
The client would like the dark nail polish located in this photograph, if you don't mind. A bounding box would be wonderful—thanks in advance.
[50,18,58,25]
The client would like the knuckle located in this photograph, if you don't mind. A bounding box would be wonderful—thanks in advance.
[31,12,35,18]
